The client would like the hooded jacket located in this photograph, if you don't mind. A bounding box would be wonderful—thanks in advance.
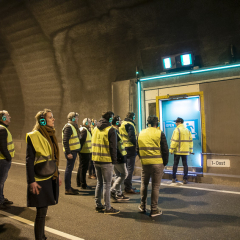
[92,118,117,164]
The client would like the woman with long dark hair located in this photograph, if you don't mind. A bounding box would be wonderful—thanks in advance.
[26,109,61,240]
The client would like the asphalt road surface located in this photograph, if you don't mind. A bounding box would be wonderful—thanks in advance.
[1,161,240,240]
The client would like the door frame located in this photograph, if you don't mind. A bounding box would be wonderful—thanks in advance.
[156,91,207,173]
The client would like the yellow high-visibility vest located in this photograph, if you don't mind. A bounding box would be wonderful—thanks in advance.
[138,127,163,165]
[80,126,92,153]
[92,126,112,162]
[169,124,193,155]
[0,125,15,160]
[119,121,136,147]
[26,130,55,181]
[62,123,81,152]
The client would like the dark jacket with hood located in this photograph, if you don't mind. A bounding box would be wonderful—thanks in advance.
[137,130,169,166]
[123,118,137,157]
[0,122,12,161]
[114,128,126,164]
[94,118,117,164]
[62,121,81,155]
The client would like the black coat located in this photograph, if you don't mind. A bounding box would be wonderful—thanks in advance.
[26,133,59,208]
[0,123,12,161]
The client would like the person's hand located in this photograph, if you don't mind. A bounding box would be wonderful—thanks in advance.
[67,154,73,159]
[59,176,62,186]
[29,182,42,195]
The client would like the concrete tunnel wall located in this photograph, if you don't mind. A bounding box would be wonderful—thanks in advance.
[0,0,240,162]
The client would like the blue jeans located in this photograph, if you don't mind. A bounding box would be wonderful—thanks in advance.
[172,155,188,180]
[94,163,113,210]
[111,163,128,195]
[124,155,136,191]
[64,152,78,190]
[0,159,11,204]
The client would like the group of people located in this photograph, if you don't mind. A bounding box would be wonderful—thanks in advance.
[0,109,193,240]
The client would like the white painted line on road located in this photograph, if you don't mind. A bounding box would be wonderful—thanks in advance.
[0,210,84,240]
[12,162,240,195]
[132,180,240,195]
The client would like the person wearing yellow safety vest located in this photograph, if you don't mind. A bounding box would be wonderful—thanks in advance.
[88,118,97,179]
[137,115,169,217]
[170,117,193,184]
[26,109,61,240]
[92,111,120,214]
[0,110,14,210]
[76,118,93,189]
[119,112,139,194]
[62,112,81,195]
[110,116,130,201]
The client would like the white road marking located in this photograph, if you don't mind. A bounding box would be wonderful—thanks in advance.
[0,210,84,240]
[12,161,240,195]
[132,179,240,195]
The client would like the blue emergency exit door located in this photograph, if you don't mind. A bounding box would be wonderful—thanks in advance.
[160,97,202,167]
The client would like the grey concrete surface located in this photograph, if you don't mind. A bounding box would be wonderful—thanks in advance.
[1,163,240,240]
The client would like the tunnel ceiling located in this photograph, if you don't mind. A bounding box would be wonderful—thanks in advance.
[0,0,240,140]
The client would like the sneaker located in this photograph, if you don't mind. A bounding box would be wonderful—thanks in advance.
[104,207,120,214]
[116,193,130,201]
[183,179,188,184]
[150,208,162,217]
[95,205,105,212]
[138,205,146,213]
[65,188,79,195]
[91,174,97,179]
[125,189,140,194]
[0,203,9,210]
[172,178,177,183]
[72,187,80,192]
[111,191,119,201]
[81,185,92,190]
[4,198,13,205]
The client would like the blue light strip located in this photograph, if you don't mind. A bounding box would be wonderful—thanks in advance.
[137,63,240,133]
[137,81,142,132]
[139,63,240,82]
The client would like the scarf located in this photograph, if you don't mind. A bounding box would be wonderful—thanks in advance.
[39,125,59,180]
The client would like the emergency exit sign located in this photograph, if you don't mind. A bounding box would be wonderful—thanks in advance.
[207,159,230,167]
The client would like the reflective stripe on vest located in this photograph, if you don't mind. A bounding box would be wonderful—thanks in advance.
[0,125,15,160]
[62,123,81,152]
[26,130,55,181]
[170,124,193,155]
[80,127,92,153]
[138,127,163,165]
[119,121,136,147]
[92,126,111,162]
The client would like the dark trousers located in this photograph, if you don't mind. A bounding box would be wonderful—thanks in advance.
[140,164,164,211]
[88,158,95,176]
[77,153,91,187]
[64,151,78,190]
[0,159,11,204]
[172,155,188,180]
[35,206,48,240]
[124,155,136,191]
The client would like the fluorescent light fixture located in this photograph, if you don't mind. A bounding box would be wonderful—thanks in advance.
[163,58,172,69]
[181,54,192,66]
[191,63,240,73]
[140,71,190,81]
[140,63,240,82]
